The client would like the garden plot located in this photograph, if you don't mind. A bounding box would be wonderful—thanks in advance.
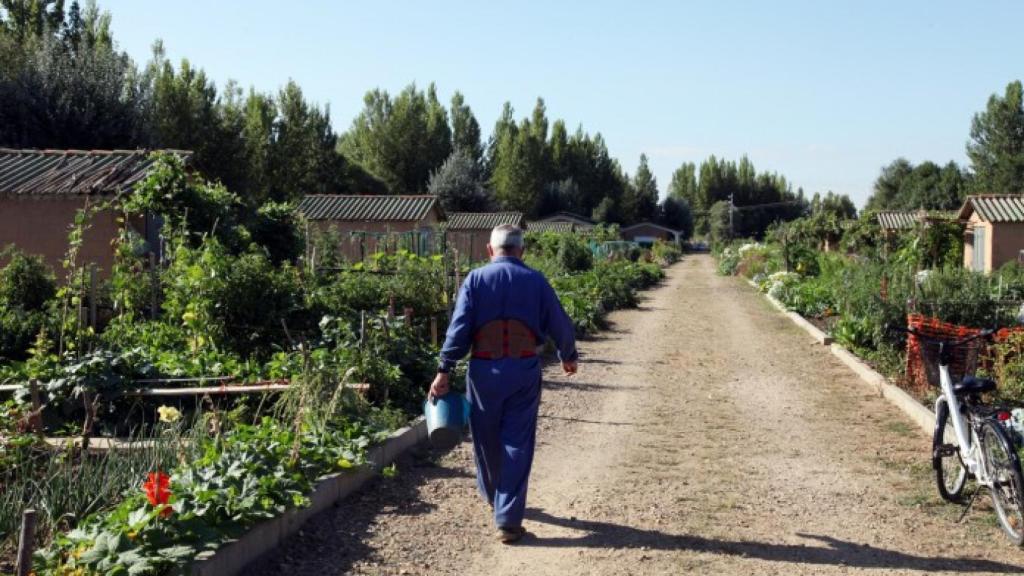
[248,256,1024,576]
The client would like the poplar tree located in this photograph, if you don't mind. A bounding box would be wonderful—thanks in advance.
[967,80,1024,194]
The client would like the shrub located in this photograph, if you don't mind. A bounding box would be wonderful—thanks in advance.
[651,241,682,266]
[0,249,56,360]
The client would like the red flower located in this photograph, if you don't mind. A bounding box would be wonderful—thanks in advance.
[143,471,173,517]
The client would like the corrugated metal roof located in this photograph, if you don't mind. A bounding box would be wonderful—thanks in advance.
[0,148,188,196]
[298,194,441,222]
[538,211,595,225]
[959,195,1024,223]
[525,221,576,234]
[875,211,919,230]
[446,212,524,230]
[621,221,681,234]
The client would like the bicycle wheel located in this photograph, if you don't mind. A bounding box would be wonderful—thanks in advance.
[933,398,968,502]
[981,420,1024,546]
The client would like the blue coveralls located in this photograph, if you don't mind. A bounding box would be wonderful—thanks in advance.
[439,256,578,529]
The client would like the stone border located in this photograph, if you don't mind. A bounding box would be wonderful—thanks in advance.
[189,417,428,576]
[746,279,832,345]
[744,279,936,434]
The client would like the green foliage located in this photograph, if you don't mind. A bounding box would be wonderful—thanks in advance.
[650,241,682,266]
[427,148,492,212]
[340,82,453,195]
[864,158,969,211]
[0,248,56,360]
[37,414,389,575]
[621,154,658,223]
[673,155,806,239]
[968,80,1024,195]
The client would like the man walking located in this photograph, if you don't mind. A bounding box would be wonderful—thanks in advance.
[429,224,578,543]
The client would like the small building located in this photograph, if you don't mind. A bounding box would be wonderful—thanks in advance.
[525,221,583,235]
[958,195,1024,273]
[446,211,524,262]
[298,194,445,262]
[0,148,179,275]
[620,222,682,247]
[537,211,595,232]
[875,210,922,234]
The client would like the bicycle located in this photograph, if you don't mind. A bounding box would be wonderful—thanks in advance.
[899,325,1024,545]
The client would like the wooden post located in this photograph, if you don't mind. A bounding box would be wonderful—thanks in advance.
[387,296,396,321]
[28,380,42,436]
[88,265,98,329]
[15,509,36,576]
[80,391,96,453]
[403,306,413,329]
[430,316,438,347]
[359,310,366,346]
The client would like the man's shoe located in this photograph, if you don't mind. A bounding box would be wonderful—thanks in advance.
[497,526,526,544]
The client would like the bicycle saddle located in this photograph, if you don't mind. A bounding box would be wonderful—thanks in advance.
[954,375,997,396]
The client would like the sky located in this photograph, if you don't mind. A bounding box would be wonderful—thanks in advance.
[98,0,1023,208]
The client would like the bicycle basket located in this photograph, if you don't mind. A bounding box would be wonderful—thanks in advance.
[916,337,981,388]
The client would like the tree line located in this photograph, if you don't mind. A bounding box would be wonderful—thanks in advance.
[865,80,1024,211]
[0,0,697,234]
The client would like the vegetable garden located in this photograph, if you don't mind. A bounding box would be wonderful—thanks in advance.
[0,154,680,575]
[714,213,1024,405]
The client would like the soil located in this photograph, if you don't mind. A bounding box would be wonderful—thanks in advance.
[250,255,1024,575]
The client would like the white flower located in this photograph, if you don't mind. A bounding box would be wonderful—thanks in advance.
[157,405,182,423]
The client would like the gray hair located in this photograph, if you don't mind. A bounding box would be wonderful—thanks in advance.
[490,224,524,250]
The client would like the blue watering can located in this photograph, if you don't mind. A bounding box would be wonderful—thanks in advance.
[424,392,470,450]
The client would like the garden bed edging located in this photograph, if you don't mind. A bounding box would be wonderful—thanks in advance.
[188,416,428,576]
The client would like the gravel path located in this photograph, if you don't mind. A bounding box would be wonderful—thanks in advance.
[251,255,1024,575]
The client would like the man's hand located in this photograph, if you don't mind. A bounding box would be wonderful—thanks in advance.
[562,360,578,375]
[429,372,451,400]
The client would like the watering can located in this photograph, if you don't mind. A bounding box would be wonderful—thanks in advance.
[423,392,470,450]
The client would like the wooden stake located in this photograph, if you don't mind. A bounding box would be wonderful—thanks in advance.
[430,316,438,347]
[28,380,42,436]
[80,391,96,454]
[403,306,413,328]
[15,509,36,576]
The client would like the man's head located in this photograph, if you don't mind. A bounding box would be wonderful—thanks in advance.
[487,224,525,260]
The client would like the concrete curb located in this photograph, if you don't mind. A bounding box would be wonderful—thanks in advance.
[189,417,428,576]
[745,279,833,345]
[743,279,936,434]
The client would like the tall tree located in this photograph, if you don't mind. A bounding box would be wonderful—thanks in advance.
[449,90,482,164]
[623,154,658,223]
[340,82,452,194]
[967,80,1024,194]
[427,148,492,212]
[668,162,698,206]
[864,158,968,211]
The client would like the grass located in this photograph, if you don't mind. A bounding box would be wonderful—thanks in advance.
[884,420,916,438]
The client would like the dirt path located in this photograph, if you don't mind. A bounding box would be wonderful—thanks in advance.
[252,255,1024,575]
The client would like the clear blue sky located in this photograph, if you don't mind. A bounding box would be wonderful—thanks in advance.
[100,0,1023,208]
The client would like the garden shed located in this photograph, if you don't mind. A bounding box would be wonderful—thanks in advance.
[0,148,180,276]
[446,211,524,262]
[525,221,580,234]
[298,194,446,262]
[620,221,682,246]
[958,195,1024,273]
[537,211,595,232]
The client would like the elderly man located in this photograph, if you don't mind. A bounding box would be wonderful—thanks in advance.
[430,224,578,543]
